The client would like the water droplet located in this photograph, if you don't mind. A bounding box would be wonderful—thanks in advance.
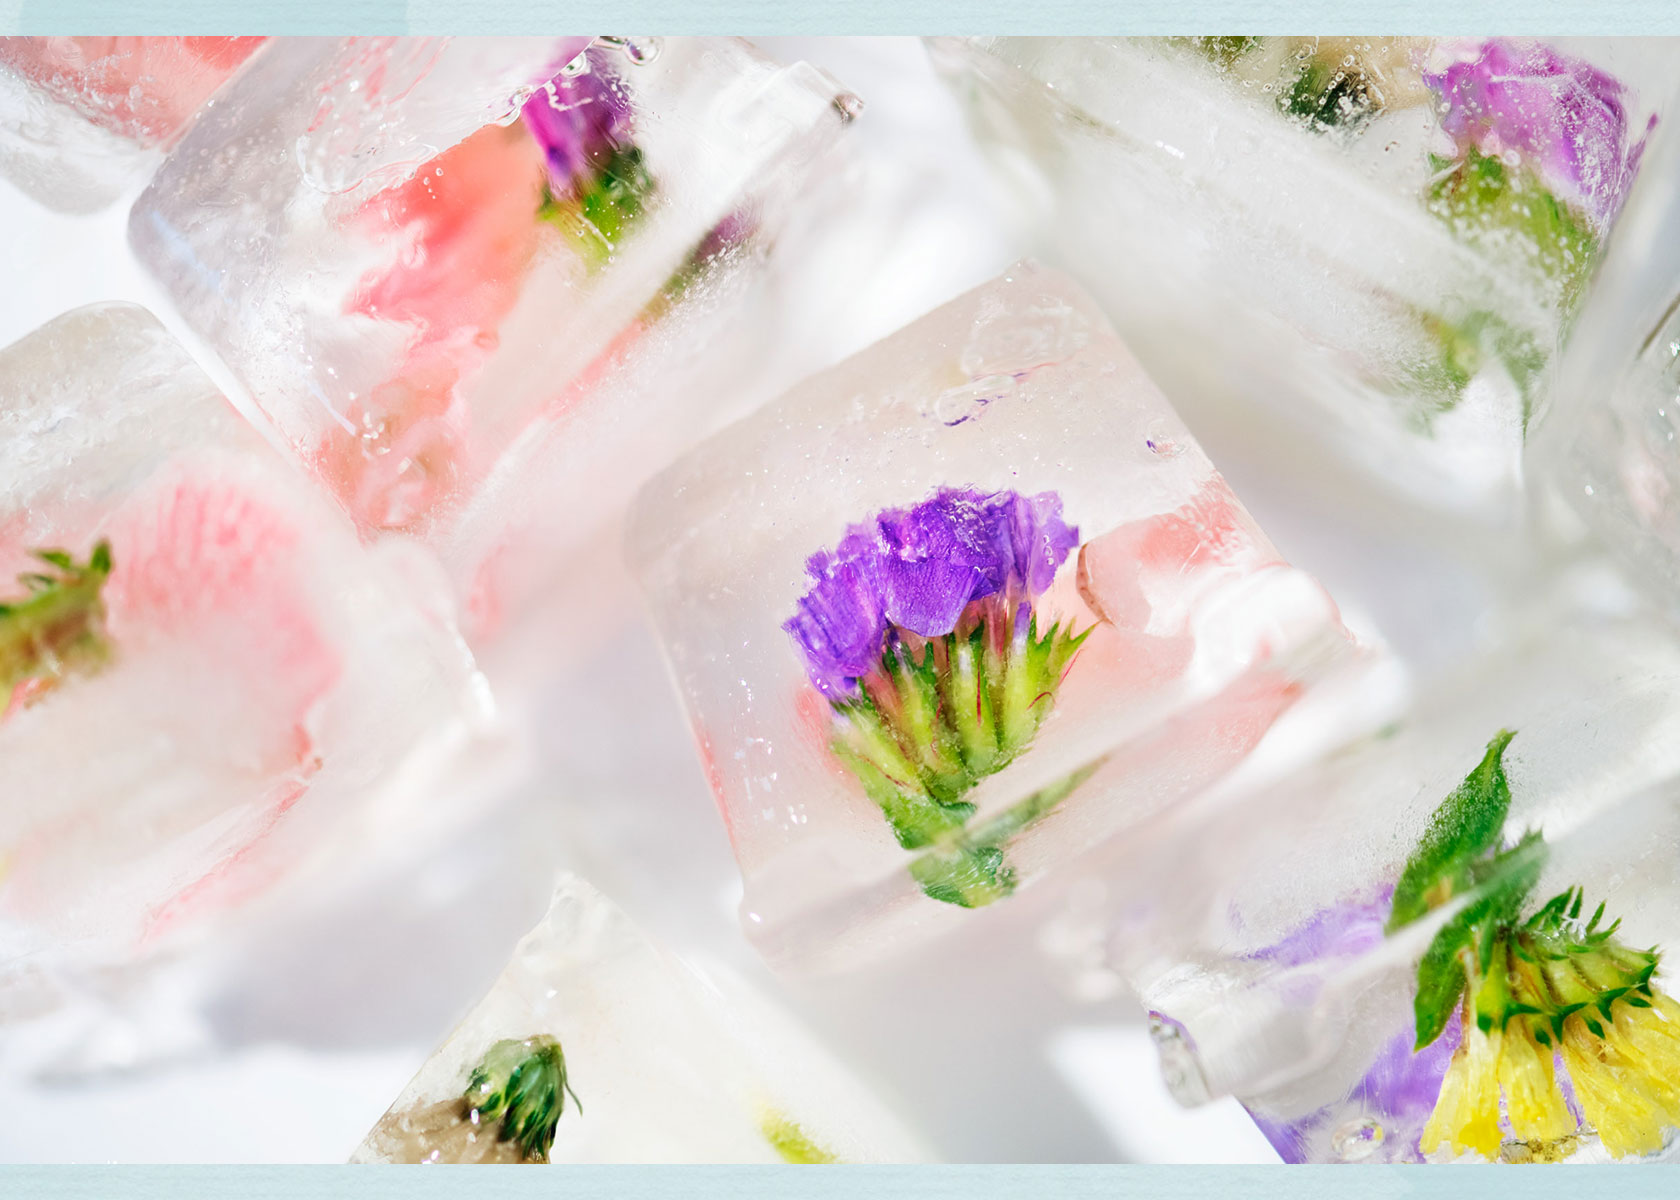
[1148,1013,1212,1106]
[1330,1116,1384,1161]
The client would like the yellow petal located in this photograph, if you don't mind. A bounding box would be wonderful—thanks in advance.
[1498,1022,1575,1145]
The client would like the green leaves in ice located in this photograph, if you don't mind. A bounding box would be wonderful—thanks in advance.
[463,1036,581,1164]
[1386,730,1551,1049]
[0,540,114,701]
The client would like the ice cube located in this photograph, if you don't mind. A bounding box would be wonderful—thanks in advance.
[929,37,1680,515]
[1074,613,1680,1163]
[1533,108,1680,621]
[0,37,265,212]
[0,303,481,970]
[129,36,857,643]
[627,262,1360,973]
[352,873,927,1163]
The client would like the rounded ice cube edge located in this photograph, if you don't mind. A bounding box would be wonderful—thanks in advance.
[0,301,484,974]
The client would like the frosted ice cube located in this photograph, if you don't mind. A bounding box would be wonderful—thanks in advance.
[1534,111,1680,620]
[0,37,265,212]
[929,37,1680,514]
[352,873,926,1163]
[627,262,1359,973]
[129,36,856,642]
[1076,614,1680,1163]
[0,304,480,969]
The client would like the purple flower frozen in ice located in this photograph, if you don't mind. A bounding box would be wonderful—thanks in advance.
[1237,889,1461,1162]
[783,487,1080,699]
[1425,39,1654,227]
[520,40,634,195]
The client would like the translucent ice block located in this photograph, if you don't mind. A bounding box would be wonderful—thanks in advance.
[628,263,1359,973]
[0,304,480,970]
[0,37,265,212]
[1533,111,1680,618]
[929,37,1680,513]
[352,874,926,1163]
[130,36,856,639]
[1080,614,1680,1163]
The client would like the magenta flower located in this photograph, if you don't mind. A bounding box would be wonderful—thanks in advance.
[783,487,1079,699]
[520,40,634,196]
[1426,39,1653,228]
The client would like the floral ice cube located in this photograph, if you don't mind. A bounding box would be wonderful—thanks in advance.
[930,37,1680,513]
[352,873,926,1163]
[1080,616,1680,1163]
[129,36,856,641]
[627,262,1358,972]
[0,304,480,969]
[0,36,265,212]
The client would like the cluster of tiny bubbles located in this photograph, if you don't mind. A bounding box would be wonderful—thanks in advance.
[1329,1115,1385,1161]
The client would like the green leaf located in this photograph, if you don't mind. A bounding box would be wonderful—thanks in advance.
[1387,730,1517,933]
[1409,830,1546,1048]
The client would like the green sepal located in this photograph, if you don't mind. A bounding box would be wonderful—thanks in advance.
[907,758,1101,908]
[1387,730,1517,933]
[828,608,1093,903]
[1279,56,1379,134]
[0,539,115,697]
[1427,148,1598,307]
[1409,828,1546,1048]
[537,143,656,272]
[463,1035,581,1164]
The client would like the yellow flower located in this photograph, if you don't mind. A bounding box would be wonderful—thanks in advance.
[1421,1021,1504,1159]
[1560,994,1680,1159]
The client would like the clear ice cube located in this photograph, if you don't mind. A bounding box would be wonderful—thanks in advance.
[351,873,927,1163]
[0,37,266,212]
[129,36,857,642]
[1075,613,1680,1163]
[0,303,480,969]
[1534,109,1680,620]
[627,262,1359,973]
[929,37,1680,514]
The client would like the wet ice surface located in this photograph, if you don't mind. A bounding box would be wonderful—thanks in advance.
[0,37,263,213]
[128,37,856,647]
[931,37,1680,519]
[0,36,1625,1163]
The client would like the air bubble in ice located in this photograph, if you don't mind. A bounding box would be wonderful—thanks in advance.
[929,374,1016,427]
[1330,1116,1384,1161]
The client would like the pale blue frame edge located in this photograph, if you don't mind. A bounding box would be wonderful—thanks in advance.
[8,3,1680,36]
[4,1165,1680,1193]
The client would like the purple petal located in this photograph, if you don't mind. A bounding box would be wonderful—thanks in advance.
[784,487,1081,695]
[520,41,634,195]
[1426,39,1650,228]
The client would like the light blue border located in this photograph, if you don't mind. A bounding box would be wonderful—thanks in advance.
[8,1166,1680,1193]
[0,1165,1611,1192]
[8,4,1680,36]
